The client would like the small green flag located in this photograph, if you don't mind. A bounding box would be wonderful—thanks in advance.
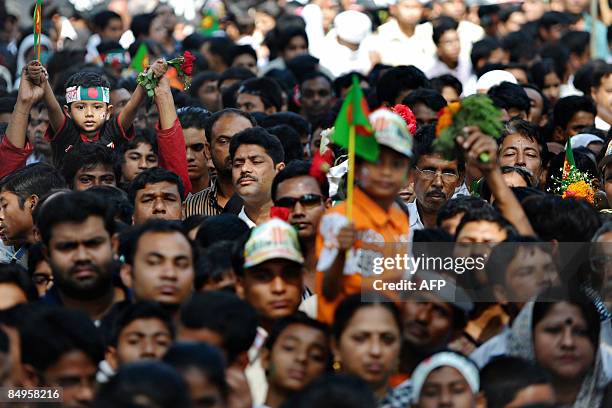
[562,138,576,180]
[130,42,149,73]
[332,75,378,162]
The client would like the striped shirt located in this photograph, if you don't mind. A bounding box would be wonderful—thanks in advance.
[184,181,224,217]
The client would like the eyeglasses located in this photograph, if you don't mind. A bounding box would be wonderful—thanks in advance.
[590,255,612,271]
[415,167,459,183]
[32,274,53,286]
[275,194,324,209]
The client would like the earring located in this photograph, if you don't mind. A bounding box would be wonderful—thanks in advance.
[332,360,342,372]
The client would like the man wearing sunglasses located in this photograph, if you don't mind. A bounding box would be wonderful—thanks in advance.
[271,160,332,293]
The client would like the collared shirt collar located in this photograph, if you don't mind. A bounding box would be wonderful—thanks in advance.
[407,201,424,231]
[353,187,405,230]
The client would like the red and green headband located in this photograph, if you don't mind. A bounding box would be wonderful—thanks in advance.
[65,86,110,104]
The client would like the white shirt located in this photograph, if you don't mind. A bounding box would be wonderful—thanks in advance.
[238,207,257,229]
[407,201,424,231]
[372,19,435,71]
[424,54,473,86]
[318,32,375,78]
[595,115,611,131]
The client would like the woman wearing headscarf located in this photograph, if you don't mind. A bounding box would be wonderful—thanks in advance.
[507,286,609,407]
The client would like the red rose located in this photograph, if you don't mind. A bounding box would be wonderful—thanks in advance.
[309,149,334,184]
[270,206,290,222]
[391,104,417,135]
[181,51,195,76]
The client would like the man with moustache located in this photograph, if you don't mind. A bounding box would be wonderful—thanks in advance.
[230,127,285,227]
[36,191,120,322]
[184,109,255,217]
[409,125,464,230]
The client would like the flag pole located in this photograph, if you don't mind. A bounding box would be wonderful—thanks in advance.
[346,125,356,223]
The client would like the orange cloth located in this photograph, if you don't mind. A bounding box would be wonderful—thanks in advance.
[315,187,410,324]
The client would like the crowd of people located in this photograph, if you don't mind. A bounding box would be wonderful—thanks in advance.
[0,0,610,407]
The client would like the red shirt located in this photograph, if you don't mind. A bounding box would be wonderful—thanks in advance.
[156,118,192,194]
[0,136,33,179]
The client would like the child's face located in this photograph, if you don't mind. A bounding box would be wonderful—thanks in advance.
[65,101,113,134]
[357,147,411,201]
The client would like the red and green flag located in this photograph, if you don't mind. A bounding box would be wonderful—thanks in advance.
[562,137,576,180]
[332,75,378,162]
[33,0,42,61]
[130,42,149,73]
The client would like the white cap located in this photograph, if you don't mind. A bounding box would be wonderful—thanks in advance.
[476,70,517,93]
[334,11,372,44]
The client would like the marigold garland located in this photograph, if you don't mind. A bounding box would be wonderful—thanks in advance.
[562,180,595,203]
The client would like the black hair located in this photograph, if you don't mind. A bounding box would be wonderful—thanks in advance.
[179,291,258,364]
[300,71,333,90]
[376,66,430,106]
[36,190,115,246]
[237,77,284,112]
[333,72,368,97]
[332,293,401,342]
[109,301,175,347]
[561,30,590,57]
[204,36,234,61]
[533,286,601,348]
[538,11,571,31]
[189,71,220,98]
[92,10,122,31]
[195,240,235,290]
[181,32,206,52]
[481,356,552,408]
[487,81,531,116]
[271,160,329,201]
[221,81,240,109]
[182,214,207,234]
[177,106,210,130]
[226,44,257,67]
[27,241,46,276]
[266,124,304,164]
[0,163,66,208]
[552,96,597,132]
[264,311,330,355]
[277,27,309,54]
[591,64,612,89]
[93,361,191,408]
[260,112,311,141]
[0,97,16,114]
[218,67,256,89]
[432,16,459,46]
[127,167,185,205]
[205,108,256,144]
[162,342,228,400]
[64,71,111,95]
[499,118,550,167]
[119,128,159,158]
[402,88,447,113]
[502,31,537,64]
[60,143,119,189]
[530,60,559,94]
[539,45,569,82]
[129,13,156,40]
[121,219,197,266]
[195,214,250,249]
[522,83,551,117]
[431,74,463,97]
[20,307,104,372]
[413,124,465,171]
[229,126,285,165]
[436,195,488,227]
[87,186,134,226]
[455,206,516,239]
[280,374,377,408]
[0,263,38,301]
[546,147,598,191]
[523,195,601,242]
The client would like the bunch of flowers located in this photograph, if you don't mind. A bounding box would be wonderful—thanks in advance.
[434,95,503,162]
[390,104,417,135]
[550,169,596,204]
[137,51,196,97]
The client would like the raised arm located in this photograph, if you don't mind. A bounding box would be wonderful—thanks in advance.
[25,61,63,132]
[459,127,535,236]
[6,66,44,149]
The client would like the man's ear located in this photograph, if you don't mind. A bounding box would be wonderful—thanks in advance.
[26,194,39,212]
[276,162,285,173]
[119,263,133,289]
[235,277,245,300]
[204,141,212,160]
[111,233,120,259]
[475,392,487,408]
[63,105,71,118]
[552,127,565,143]
[106,104,114,120]
[324,198,332,209]
[231,351,250,371]
[21,364,40,388]
[105,346,119,371]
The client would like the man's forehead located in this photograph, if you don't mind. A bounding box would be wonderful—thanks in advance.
[213,114,252,134]
[136,230,191,253]
[138,181,179,195]
[235,144,269,158]
[276,175,322,195]
[502,133,539,149]
[77,164,115,175]
[50,216,108,239]
[418,154,459,168]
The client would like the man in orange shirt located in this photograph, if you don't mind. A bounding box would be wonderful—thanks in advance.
[315,109,413,324]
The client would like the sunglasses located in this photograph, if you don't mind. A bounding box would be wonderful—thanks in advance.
[275,194,324,209]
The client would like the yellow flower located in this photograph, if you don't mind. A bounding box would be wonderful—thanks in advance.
[562,180,595,204]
